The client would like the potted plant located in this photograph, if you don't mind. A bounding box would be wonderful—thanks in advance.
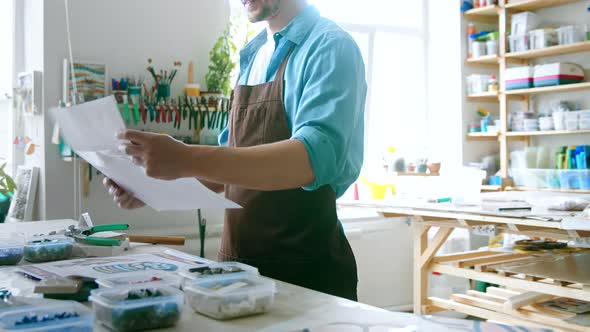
[203,22,238,103]
[0,163,16,223]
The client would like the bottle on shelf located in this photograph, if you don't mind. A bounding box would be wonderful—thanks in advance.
[488,75,499,92]
[467,23,477,59]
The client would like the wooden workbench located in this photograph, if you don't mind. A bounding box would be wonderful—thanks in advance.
[374,202,590,332]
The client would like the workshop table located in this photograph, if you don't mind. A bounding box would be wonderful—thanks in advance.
[358,200,590,332]
[0,222,548,332]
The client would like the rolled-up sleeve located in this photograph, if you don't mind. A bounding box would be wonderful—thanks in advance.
[292,36,367,197]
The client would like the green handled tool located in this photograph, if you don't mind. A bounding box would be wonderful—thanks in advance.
[67,223,129,246]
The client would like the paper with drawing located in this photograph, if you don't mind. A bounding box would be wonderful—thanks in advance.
[52,96,240,211]
[18,249,208,280]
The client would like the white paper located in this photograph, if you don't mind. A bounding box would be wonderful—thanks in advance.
[52,96,240,211]
[17,250,209,280]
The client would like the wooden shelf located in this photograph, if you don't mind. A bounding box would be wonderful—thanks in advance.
[467,91,499,102]
[463,5,500,23]
[504,82,590,96]
[466,55,500,65]
[481,185,502,191]
[467,132,499,140]
[392,172,440,177]
[505,186,590,194]
[505,0,582,12]
[506,129,590,137]
[506,41,590,60]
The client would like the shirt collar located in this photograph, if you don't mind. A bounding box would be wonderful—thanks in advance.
[240,5,320,58]
[277,5,320,45]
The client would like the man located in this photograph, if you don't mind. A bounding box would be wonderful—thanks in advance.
[104,0,367,300]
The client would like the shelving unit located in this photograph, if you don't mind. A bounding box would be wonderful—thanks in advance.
[464,0,590,194]
[506,129,590,137]
[460,1,590,326]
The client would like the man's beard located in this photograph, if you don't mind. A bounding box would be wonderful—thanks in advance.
[249,0,281,23]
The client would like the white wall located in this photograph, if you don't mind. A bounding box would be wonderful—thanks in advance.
[426,0,464,170]
[38,0,231,235]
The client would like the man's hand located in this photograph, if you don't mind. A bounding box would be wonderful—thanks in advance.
[117,130,190,180]
[103,178,146,209]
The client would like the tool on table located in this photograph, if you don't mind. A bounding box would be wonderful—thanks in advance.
[198,209,206,258]
[65,223,129,246]
[498,206,532,211]
[127,235,185,246]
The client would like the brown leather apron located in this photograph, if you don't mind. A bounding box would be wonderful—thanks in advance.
[219,49,358,301]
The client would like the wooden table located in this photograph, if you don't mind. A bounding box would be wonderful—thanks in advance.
[376,203,590,332]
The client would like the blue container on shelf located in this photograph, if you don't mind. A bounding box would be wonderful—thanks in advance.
[559,170,582,190]
[580,170,590,190]
[545,170,561,189]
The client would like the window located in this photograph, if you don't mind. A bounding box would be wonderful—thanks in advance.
[310,0,428,171]
[0,0,14,173]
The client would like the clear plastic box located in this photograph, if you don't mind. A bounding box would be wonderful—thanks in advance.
[466,74,492,95]
[0,239,24,266]
[508,34,529,53]
[0,301,93,332]
[179,261,259,287]
[511,169,590,190]
[90,284,183,332]
[23,237,73,263]
[185,274,276,320]
[556,25,586,45]
[529,29,558,49]
[96,272,182,289]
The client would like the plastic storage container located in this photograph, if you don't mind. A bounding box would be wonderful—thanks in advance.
[529,28,558,49]
[510,168,553,188]
[185,274,276,320]
[0,239,24,266]
[508,34,529,53]
[511,12,542,36]
[553,111,566,131]
[565,111,579,131]
[556,25,586,45]
[505,66,533,90]
[0,301,93,332]
[179,261,259,287]
[559,170,589,190]
[23,238,73,263]
[533,63,585,87]
[96,272,182,289]
[467,74,492,94]
[539,116,554,131]
[90,284,183,332]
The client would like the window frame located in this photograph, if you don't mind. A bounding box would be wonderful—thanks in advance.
[335,0,429,170]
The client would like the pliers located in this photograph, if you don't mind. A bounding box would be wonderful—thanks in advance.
[66,223,129,246]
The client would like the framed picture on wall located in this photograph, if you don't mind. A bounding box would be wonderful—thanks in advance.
[15,71,43,116]
[6,166,39,222]
[64,60,107,104]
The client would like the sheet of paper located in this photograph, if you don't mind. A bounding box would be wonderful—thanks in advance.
[52,96,240,211]
[17,249,209,280]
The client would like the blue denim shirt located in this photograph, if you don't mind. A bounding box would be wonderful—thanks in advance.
[219,5,366,198]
